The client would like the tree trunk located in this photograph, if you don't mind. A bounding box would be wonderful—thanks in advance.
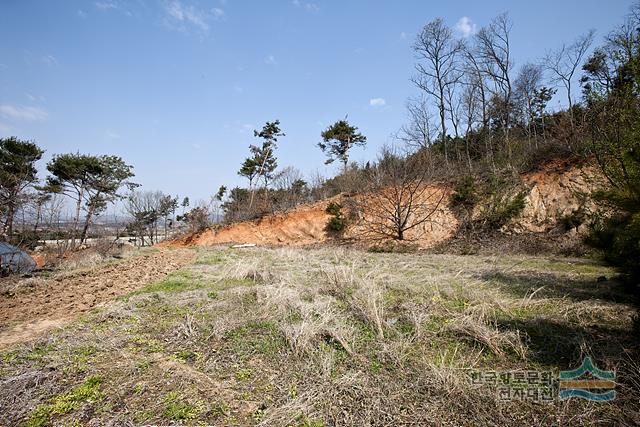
[80,203,96,244]
[439,92,448,164]
[33,202,43,233]
[71,189,84,247]
[4,195,16,240]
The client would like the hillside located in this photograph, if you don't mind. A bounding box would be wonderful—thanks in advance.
[170,159,596,249]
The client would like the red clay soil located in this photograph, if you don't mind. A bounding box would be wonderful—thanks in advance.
[0,248,195,349]
[167,199,335,247]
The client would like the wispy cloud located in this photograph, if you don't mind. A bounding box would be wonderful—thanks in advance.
[264,55,277,66]
[164,1,223,34]
[42,54,58,67]
[369,98,386,107]
[292,0,319,13]
[0,104,48,121]
[400,31,408,39]
[238,123,254,134]
[211,7,225,20]
[94,1,132,16]
[455,16,476,38]
[94,1,117,10]
[105,130,121,139]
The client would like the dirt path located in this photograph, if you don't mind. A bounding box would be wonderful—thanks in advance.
[0,248,195,349]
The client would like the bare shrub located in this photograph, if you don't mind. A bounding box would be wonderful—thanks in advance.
[356,147,446,241]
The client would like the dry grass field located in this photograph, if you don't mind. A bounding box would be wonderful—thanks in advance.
[1,246,638,426]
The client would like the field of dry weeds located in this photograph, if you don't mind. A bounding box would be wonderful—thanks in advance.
[1,246,638,426]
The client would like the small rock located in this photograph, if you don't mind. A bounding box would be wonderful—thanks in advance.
[82,293,96,305]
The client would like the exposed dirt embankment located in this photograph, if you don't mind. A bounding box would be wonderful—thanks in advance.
[520,159,597,232]
[172,201,335,247]
[170,160,597,249]
[0,248,195,349]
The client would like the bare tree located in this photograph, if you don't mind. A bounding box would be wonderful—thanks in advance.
[357,147,446,241]
[544,30,595,125]
[514,63,544,146]
[444,78,463,140]
[397,96,436,151]
[475,13,514,158]
[462,45,494,167]
[272,166,309,210]
[460,80,480,170]
[125,190,166,246]
[412,18,464,163]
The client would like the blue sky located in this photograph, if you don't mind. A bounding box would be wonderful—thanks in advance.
[0,0,633,204]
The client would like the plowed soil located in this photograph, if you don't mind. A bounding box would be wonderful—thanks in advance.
[0,248,195,349]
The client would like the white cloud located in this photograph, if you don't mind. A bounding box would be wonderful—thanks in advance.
[369,98,386,107]
[77,9,87,18]
[239,123,254,134]
[93,1,132,17]
[264,55,277,65]
[164,1,212,33]
[26,94,36,102]
[0,105,48,121]
[42,54,58,66]
[305,3,319,12]
[292,0,319,12]
[106,130,121,139]
[455,16,476,38]
[94,1,117,10]
[400,31,408,39]
[211,7,225,20]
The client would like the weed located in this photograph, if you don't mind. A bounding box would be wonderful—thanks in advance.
[174,350,201,363]
[211,401,231,417]
[135,270,204,294]
[24,375,104,427]
[161,392,203,421]
[235,367,253,381]
[297,415,325,427]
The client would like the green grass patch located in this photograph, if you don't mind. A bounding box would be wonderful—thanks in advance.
[161,392,203,421]
[24,375,104,427]
[225,321,286,357]
[174,350,201,363]
[134,270,205,294]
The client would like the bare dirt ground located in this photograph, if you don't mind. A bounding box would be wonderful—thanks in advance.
[0,248,195,349]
